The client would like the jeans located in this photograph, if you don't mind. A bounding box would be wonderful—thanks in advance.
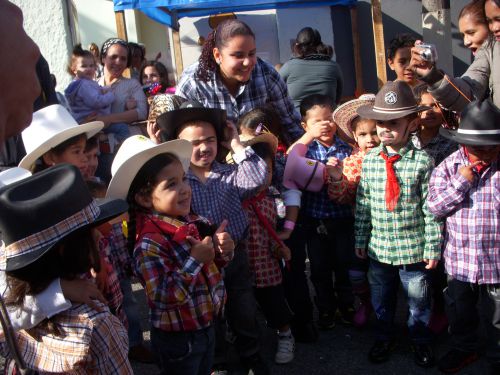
[151,325,215,375]
[119,278,144,347]
[368,259,432,343]
[445,277,500,364]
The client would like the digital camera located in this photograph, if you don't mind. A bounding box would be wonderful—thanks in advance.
[417,43,438,63]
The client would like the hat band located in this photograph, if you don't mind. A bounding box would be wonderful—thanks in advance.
[373,104,418,114]
[457,128,500,135]
[0,201,100,269]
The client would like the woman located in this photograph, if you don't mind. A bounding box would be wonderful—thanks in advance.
[410,0,500,111]
[95,38,147,182]
[175,19,303,144]
[140,60,175,97]
[279,27,344,110]
[458,0,490,56]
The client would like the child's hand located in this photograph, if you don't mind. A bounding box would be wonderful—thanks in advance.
[458,162,481,182]
[221,121,245,154]
[424,259,439,270]
[213,219,235,259]
[307,120,332,139]
[60,279,107,311]
[326,157,343,181]
[277,228,292,240]
[147,120,162,144]
[355,248,367,259]
[126,97,137,110]
[187,235,215,264]
[90,258,111,295]
[278,244,291,261]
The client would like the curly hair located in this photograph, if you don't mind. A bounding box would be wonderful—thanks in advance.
[197,19,255,82]
[386,33,417,61]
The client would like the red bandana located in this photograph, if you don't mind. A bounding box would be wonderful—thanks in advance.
[137,213,200,244]
[463,146,489,174]
[380,152,401,211]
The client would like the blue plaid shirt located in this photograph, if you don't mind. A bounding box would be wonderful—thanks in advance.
[188,147,267,241]
[176,58,304,144]
[302,138,353,219]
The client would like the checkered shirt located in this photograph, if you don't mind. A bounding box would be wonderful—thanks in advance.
[427,148,500,284]
[133,213,226,332]
[412,133,458,166]
[302,138,353,219]
[0,302,132,374]
[176,58,304,144]
[328,148,365,206]
[355,142,443,265]
[98,222,133,280]
[188,147,268,241]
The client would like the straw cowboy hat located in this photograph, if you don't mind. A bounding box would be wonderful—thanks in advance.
[240,132,279,154]
[19,104,103,170]
[357,81,429,121]
[333,94,376,145]
[440,99,500,145]
[147,93,187,126]
[0,167,31,188]
[0,164,128,271]
[106,135,192,200]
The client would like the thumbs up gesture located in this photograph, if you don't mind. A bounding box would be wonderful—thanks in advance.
[187,235,215,264]
[213,219,235,260]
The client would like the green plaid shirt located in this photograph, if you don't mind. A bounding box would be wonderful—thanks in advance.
[355,142,442,265]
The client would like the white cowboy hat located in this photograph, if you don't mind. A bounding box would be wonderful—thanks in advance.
[19,104,103,170]
[0,167,31,188]
[106,135,192,200]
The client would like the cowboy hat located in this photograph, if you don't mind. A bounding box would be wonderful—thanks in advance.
[334,94,376,144]
[0,164,128,271]
[440,99,500,145]
[19,104,103,170]
[240,132,279,154]
[147,94,187,126]
[283,143,325,192]
[0,167,31,188]
[357,81,430,121]
[106,135,192,200]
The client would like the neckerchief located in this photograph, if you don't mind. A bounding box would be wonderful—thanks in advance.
[380,152,402,211]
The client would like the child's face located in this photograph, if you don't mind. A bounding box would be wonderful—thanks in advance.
[73,56,96,80]
[147,159,192,217]
[419,93,442,130]
[388,47,415,85]
[353,119,379,152]
[376,116,417,149]
[302,105,336,146]
[43,136,88,175]
[84,146,99,179]
[465,144,500,164]
[177,121,218,171]
[142,66,160,85]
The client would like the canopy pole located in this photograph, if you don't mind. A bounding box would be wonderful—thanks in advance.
[370,0,386,88]
[115,10,128,41]
[172,29,184,80]
[350,5,364,97]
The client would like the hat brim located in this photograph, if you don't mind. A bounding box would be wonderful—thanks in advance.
[19,121,104,170]
[0,167,31,188]
[356,105,430,121]
[333,99,375,144]
[439,127,500,146]
[3,197,128,271]
[106,139,192,200]
[240,133,278,154]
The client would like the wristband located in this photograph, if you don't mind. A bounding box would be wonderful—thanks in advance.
[283,220,295,231]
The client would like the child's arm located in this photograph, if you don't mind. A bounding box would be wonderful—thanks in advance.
[212,219,235,266]
[288,119,330,151]
[327,156,361,205]
[80,80,115,109]
[354,164,371,259]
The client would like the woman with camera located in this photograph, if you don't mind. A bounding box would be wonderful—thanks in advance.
[410,0,500,111]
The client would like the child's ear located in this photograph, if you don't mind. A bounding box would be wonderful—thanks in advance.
[300,121,308,131]
[42,152,56,166]
[387,58,395,71]
[408,118,421,133]
[135,192,152,210]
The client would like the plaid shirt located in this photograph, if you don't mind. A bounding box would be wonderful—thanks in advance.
[188,147,268,241]
[176,58,304,143]
[133,212,226,332]
[302,138,353,219]
[0,302,131,374]
[328,148,365,206]
[355,142,442,265]
[98,222,133,280]
[427,148,500,284]
[412,133,458,166]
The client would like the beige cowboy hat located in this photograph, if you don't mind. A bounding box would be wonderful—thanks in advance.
[333,94,376,145]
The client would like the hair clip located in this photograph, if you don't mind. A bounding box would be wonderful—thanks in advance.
[255,123,263,135]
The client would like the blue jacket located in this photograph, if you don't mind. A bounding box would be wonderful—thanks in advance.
[64,78,115,123]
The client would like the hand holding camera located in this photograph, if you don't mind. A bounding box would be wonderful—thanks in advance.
[409,40,438,78]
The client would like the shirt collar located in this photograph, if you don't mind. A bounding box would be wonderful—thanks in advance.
[381,140,414,159]
[186,160,232,181]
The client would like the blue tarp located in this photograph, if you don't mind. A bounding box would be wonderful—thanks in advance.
[114,0,356,29]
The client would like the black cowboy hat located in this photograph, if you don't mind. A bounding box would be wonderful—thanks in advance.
[357,80,430,121]
[440,99,500,146]
[0,164,128,271]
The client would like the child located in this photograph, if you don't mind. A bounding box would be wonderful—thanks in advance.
[83,135,100,181]
[327,94,379,327]
[427,99,500,375]
[156,100,270,375]
[286,94,355,331]
[355,80,442,367]
[106,135,234,375]
[240,133,295,364]
[387,33,421,89]
[140,60,175,98]
[0,164,132,374]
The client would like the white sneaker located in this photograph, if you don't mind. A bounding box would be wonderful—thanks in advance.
[275,334,295,364]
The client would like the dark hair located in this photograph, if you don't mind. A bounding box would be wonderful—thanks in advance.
[129,42,146,68]
[386,33,417,61]
[86,179,107,198]
[300,94,334,117]
[238,107,290,147]
[250,142,274,170]
[139,60,173,88]
[459,0,487,25]
[293,27,332,58]
[351,116,374,133]
[100,38,132,68]
[67,44,95,76]
[413,84,460,129]
[126,153,180,254]
[34,133,87,173]
[84,135,99,153]
[197,19,255,81]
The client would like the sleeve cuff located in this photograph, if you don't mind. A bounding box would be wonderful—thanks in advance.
[232,146,254,164]
[451,172,472,192]
[183,256,203,276]
[40,278,71,318]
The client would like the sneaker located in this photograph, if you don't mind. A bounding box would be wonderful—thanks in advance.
[128,344,155,363]
[317,312,336,330]
[368,339,397,364]
[275,334,295,364]
[438,349,478,373]
[411,343,435,368]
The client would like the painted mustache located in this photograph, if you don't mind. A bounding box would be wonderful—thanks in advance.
[379,132,394,139]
